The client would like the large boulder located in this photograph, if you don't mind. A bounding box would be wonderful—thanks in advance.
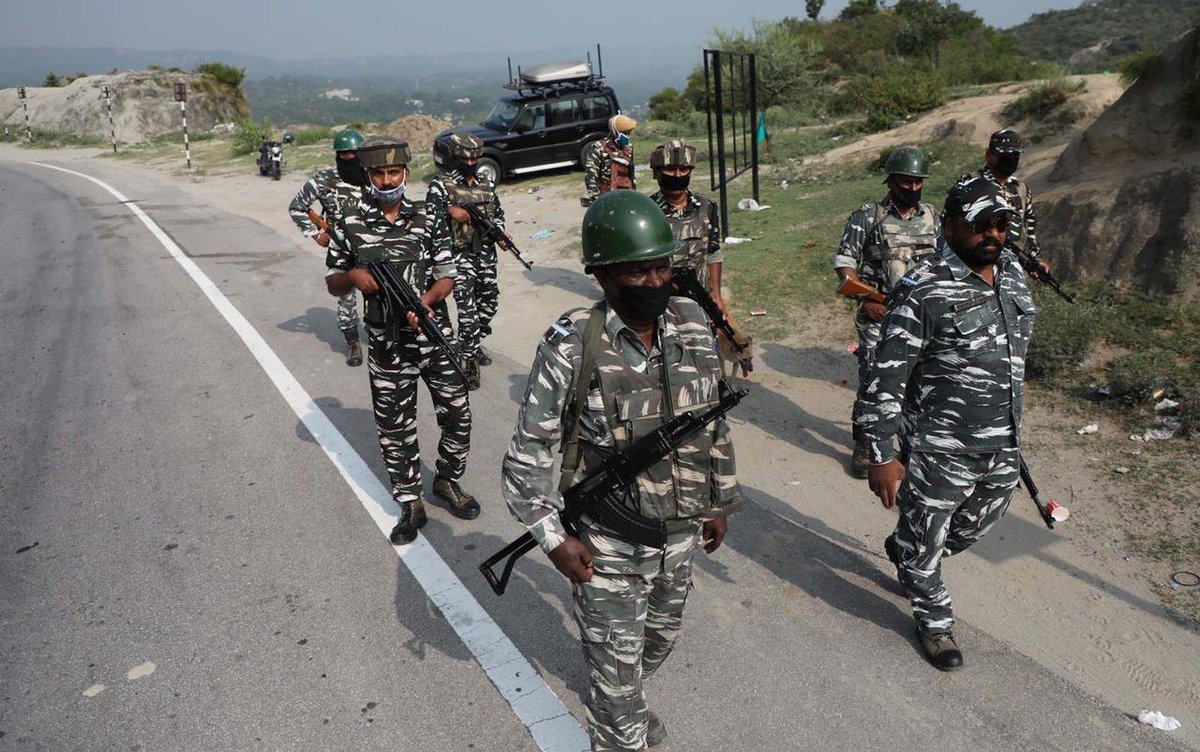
[0,70,248,143]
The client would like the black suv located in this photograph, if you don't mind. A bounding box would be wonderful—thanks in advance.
[433,61,620,184]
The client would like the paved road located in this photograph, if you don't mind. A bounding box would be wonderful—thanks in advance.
[0,159,1183,751]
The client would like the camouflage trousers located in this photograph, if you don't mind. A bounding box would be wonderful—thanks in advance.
[572,522,702,751]
[366,325,471,504]
[850,317,884,436]
[892,448,1020,635]
[451,244,498,360]
[336,290,360,332]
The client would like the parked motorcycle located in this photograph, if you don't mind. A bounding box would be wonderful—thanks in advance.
[256,132,294,180]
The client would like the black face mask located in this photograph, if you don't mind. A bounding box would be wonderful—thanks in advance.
[336,157,365,186]
[657,173,691,192]
[892,184,922,209]
[995,155,1020,175]
[456,161,477,177]
[618,283,672,322]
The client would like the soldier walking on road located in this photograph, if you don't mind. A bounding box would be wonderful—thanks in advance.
[834,146,941,479]
[324,137,479,544]
[502,191,743,750]
[583,114,637,204]
[973,128,1052,277]
[289,128,367,366]
[856,177,1038,672]
[425,132,508,391]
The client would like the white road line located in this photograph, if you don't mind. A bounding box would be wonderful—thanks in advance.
[33,162,590,752]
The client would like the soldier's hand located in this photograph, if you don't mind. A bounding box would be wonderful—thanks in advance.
[701,517,728,554]
[868,459,906,509]
[314,231,331,248]
[1030,259,1051,277]
[863,300,888,322]
[347,269,379,294]
[548,536,593,583]
[448,205,471,223]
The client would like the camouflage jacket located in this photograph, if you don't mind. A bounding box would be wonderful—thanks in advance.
[325,189,455,331]
[976,166,1040,258]
[424,169,506,252]
[584,137,635,195]
[834,197,942,298]
[288,167,352,237]
[651,190,722,286]
[501,298,743,554]
[855,241,1037,463]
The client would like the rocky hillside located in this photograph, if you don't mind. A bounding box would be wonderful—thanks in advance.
[0,70,248,143]
[1036,28,1200,304]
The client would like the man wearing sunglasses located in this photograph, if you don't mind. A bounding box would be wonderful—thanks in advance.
[855,176,1038,672]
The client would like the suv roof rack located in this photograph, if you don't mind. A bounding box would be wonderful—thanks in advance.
[505,44,606,96]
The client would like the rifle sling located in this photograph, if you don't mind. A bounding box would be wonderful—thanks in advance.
[558,306,606,495]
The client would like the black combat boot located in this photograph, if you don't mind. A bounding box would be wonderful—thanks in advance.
[465,357,481,391]
[388,497,428,545]
[433,476,480,520]
[918,629,964,672]
[646,711,667,747]
[343,328,363,367]
[884,533,900,578]
[477,347,493,367]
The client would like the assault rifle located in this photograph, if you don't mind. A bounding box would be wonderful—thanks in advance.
[671,267,750,356]
[1019,455,1069,530]
[458,202,533,270]
[1010,243,1075,304]
[365,261,470,385]
[837,276,888,306]
[480,381,749,595]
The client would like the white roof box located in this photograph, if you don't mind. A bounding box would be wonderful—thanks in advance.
[520,61,592,85]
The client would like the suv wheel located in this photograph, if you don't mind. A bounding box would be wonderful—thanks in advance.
[476,157,501,184]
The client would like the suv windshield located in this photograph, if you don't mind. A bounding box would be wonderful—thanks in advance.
[483,99,521,131]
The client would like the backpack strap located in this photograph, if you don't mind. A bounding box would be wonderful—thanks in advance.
[558,305,606,494]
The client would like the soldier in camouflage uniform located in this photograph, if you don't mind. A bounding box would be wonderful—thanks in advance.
[834,146,942,479]
[324,137,479,545]
[648,140,723,296]
[425,132,507,390]
[855,176,1037,671]
[289,129,367,366]
[502,191,742,750]
[583,114,637,203]
[973,128,1053,277]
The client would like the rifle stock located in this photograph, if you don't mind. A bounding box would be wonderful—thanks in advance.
[480,382,748,595]
[837,276,888,306]
[1019,455,1069,530]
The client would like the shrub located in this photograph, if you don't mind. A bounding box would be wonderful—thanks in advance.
[1025,297,1101,380]
[290,126,336,147]
[1116,50,1165,87]
[648,87,693,123]
[43,72,62,87]
[1178,81,1200,121]
[1002,75,1086,123]
[1107,350,1183,402]
[837,63,944,131]
[231,117,273,156]
[195,62,245,89]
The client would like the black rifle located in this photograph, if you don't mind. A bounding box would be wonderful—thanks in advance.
[459,202,533,270]
[480,381,748,595]
[1010,243,1075,304]
[366,260,469,385]
[671,267,750,357]
[1019,455,1065,530]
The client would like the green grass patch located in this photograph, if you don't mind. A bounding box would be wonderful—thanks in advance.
[1001,75,1087,123]
[0,128,107,148]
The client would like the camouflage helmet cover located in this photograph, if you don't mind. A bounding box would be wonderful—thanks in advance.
[581,190,678,268]
[448,131,484,159]
[650,140,696,169]
[883,145,930,179]
[988,128,1024,154]
[333,128,364,152]
[357,136,411,169]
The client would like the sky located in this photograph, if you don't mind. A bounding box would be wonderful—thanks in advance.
[6,1,1084,61]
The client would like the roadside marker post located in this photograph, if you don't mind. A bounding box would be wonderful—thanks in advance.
[174,80,190,169]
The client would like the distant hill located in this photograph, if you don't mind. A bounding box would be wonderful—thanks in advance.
[1006,0,1200,70]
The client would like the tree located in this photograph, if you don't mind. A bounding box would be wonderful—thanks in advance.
[806,0,825,21]
[648,87,693,122]
[840,0,880,20]
[892,0,982,68]
[43,71,61,87]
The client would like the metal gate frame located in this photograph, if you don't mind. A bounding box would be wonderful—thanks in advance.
[703,49,760,239]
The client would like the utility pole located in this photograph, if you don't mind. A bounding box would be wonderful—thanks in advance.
[17,86,31,142]
[101,84,117,153]
[174,79,190,169]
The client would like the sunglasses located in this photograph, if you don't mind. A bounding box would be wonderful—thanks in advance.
[966,214,1009,234]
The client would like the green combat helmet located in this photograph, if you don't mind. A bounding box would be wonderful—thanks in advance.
[333,128,364,153]
[358,137,411,168]
[883,145,929,178]
[581,190,679,268]
[649,140,697,170]
[448,132,484,160]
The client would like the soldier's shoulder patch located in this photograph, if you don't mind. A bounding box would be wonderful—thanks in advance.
[542,308,588,345]
[856,201,876,214]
